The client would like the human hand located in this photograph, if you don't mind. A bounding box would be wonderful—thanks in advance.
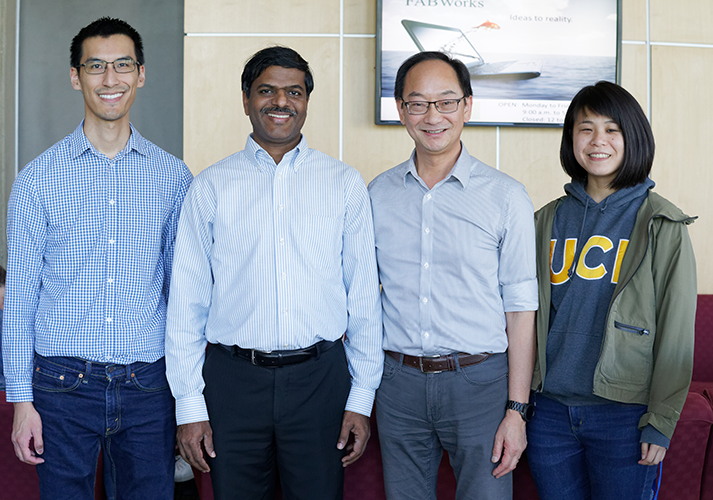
[176,421,215,473]
[639,442,666,466]
[491,410,527,478]
[337,411,371,467]
[12,402,45,465]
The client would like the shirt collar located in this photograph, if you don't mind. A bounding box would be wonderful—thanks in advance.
[68,121,147,160]
[244,134,309,172]
[402,142,471,190]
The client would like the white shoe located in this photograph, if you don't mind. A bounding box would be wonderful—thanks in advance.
[175,455,195,482]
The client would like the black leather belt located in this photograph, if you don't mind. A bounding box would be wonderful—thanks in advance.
[217,340,338,368]
[386,350,490,374]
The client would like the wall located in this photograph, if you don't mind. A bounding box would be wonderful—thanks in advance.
[181,0,712,293]
[0,0,16,266]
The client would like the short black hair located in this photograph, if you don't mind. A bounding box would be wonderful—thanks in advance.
[394,51,473,101]
[0,265,5,286]
[70,17,144,68]
[241,46,313,98]
[560,81,655,190]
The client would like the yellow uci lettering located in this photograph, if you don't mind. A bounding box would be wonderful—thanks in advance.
[550,239,576,285]
[576,236,613,280]
[611,239,629,284]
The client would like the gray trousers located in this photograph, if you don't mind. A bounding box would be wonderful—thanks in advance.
[375,352,512,500]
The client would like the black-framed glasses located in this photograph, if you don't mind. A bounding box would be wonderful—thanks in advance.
[79,58,139,75]
[401,97,465,115]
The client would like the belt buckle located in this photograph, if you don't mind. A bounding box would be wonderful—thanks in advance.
[251,350,257,365]
[419,355,442,374]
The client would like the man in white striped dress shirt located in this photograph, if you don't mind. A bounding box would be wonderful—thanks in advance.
[165,46,383,499]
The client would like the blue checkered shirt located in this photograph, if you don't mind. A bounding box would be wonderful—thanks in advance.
[3,122,193,402]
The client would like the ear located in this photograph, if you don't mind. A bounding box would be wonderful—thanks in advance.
[70,67,82,91]
[243,91,250,116]
[463,95,473,123]
[137,64,146,88]
[396,99,407,125]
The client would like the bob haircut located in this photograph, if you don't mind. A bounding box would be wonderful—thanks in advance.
[560,81,655,190]
[241,46,314,98]
[71,17,144,68]
[394,51,473,101]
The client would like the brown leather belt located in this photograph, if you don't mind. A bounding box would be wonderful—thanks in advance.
[386,350,490,374]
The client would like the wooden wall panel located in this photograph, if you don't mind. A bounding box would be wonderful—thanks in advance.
[651,0,713,44]
[621,0,647,41]
[185,0,338,34]
[651,45,713,293]
[345,0,376,34]
[620,43,648,109]
[500,127,567,212]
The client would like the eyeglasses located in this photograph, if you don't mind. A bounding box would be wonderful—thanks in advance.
[78,58,139,75]
[401,97,465,115]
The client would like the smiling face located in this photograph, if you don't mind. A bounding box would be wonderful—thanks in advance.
[242,65,308,163]
[70,34,145,128]
[397,59,472,163]
[573,110,625,189]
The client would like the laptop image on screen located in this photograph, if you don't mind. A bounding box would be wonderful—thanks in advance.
[401,19,541,80]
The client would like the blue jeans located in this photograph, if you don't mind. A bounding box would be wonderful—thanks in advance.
[526,393,658,500]
[32,355,176,500]
[376,352,511,500]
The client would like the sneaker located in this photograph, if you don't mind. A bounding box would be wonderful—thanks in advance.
[175,455,195,483]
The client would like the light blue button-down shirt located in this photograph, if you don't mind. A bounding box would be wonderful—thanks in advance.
[3,122,193,402]
[165,135,383,425]
[368,145,537,356]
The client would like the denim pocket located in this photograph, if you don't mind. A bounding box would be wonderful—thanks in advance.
[381,354,400,381]
[130,361,169,392]
[459,355,508,386]
[32,359,84,393]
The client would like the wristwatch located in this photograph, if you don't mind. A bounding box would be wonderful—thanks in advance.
[506,400,535,422]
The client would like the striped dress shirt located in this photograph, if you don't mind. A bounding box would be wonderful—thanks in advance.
[368,144,538,356]
[3,122,193,402]
[165,135,383,425]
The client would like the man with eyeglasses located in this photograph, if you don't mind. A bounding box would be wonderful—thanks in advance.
[368,51,538,499]
[4,17,192,499]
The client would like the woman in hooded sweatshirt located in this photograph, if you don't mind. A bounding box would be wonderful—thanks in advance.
[526,81,697,500]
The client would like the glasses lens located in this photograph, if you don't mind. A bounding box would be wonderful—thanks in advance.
[436,99,460,113]
[406,102,429,115]
[114,59,136,73]
[85,61,107,74]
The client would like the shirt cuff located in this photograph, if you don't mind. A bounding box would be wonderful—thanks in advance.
[4,382,34,403]
[345,386,375,417]
[175,394,210,426]
[640,424,670,449]
[501,279,539,312]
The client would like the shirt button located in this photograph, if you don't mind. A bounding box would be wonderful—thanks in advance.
[424,228,430,234]
[424,262,429,269]
[422,297,428,304]
[279,204,284,211]
[109,199,115,205]
[109,239,115,244]
[423,332,430,339]
[426,194,432,200]
[279,238,285,245]
[283,309,288,315]
[107,278,114,284]
[282,272,286,280]
[106,317,112,323]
